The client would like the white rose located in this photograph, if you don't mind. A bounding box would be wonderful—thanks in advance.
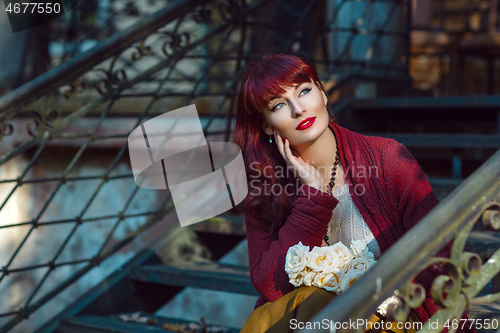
[314,271,343,294]
[306,246,342,273]
[330,242,354,269]
[302,267,317,287]
[348,257,376,273]
[289,271,305,287]
[376,295,401,317]
[285,241,309,274]
[339,269,364,293]
[350,240,374,260]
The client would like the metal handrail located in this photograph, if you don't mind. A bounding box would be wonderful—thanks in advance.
[302,149,500,332]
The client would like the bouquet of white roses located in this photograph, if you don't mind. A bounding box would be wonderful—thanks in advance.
[285,240,376,294]
[285,240,400,317]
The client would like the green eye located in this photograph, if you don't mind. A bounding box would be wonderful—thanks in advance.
[271,102,285,111]
[299,88,311,96]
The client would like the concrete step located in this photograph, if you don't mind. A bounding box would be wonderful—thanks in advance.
[192,213,246,261]
[465,231,500,260]
[59,314,239,333]
[429,178,462,200]
[360,133,500,149]
[194,213,245,236]
[352,96,500,111]
[129,262,258,296]
[466,302,500,333]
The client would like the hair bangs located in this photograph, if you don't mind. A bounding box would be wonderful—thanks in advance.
[242,55,317,115]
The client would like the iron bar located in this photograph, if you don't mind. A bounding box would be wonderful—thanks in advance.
[241,22,408,36]
[0,173,133,185]
[0,0,209,116]
[0,211,157,230]
[5,259,91,276]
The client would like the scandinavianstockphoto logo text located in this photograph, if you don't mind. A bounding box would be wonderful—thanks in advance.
[248,161,379,197]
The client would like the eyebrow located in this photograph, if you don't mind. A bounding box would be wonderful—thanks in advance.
[267,83,305,104]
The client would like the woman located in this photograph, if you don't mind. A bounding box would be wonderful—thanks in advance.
[234,53,471,332]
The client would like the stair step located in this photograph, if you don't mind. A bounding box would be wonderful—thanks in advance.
[194,213,245,236]
[129,263,259,296]
[193,214,246,261]
[429,178,462,199]
[352,96,500,111]
[467,301,500,320]
[360,133,500,149]
[465,231,500,260]
[59,314,239,333]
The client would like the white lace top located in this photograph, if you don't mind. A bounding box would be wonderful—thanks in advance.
[327,183,382,259]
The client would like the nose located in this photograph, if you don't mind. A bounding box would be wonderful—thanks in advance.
[290,100,305,118]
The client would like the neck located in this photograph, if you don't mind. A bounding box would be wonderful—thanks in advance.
[291,125,338,179]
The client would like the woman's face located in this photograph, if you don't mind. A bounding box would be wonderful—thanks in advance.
[261,79,329,146]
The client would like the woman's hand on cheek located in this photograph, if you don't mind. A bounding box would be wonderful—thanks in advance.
[274,130,324,191]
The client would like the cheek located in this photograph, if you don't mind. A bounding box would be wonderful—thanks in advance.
[262,113,278,129]
[311,91,327,107]
[267,113,290,129]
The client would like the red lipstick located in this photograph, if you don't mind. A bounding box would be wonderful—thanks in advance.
[296,117,315,130]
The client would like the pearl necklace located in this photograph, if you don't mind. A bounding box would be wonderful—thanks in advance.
[324,130,340,245]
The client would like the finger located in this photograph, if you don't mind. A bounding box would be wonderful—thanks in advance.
[275,130,290,165]
[274,129,283,156]
[277,133,297,176]
[283,138,299,168]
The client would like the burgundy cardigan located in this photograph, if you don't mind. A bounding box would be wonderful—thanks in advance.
[245,123,471,330]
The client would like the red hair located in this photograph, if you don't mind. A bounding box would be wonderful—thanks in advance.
[234,53,331,236]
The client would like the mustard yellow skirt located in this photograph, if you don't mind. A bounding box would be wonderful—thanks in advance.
[241,286,419,333]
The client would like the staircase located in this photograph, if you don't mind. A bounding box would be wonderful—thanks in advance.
[347,95,500,325]
[32,95,500,332]
[36,214,250,333]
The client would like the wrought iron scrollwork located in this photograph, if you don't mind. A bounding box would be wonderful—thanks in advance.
[124,1,140,16]
[0,108,61,140]
[63,80,87,100]
[131,40,152,61]
[386,281,426,322]
[160,31,191,57]
[214,0,242,22]
[94,55,128,95]
[0,121,14,141]
[386,202,500,329]
[482,204,500,229]
[24,109,61,138]
[192,4,211,23]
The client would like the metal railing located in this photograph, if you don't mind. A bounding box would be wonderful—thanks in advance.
[0,0,411,331]
[302,149,500,332]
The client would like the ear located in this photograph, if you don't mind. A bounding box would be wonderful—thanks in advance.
[314,81,329,106]
[262,118,273,135]
[323,90,329,106]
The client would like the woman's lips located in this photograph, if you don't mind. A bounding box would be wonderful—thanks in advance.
[296,117,316,130]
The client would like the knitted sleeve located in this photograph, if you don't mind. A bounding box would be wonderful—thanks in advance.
[245,184,338,308]
[383,140,473,333]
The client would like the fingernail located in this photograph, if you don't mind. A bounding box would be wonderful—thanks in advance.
[284,138,288,143]
[271,126,275,132]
